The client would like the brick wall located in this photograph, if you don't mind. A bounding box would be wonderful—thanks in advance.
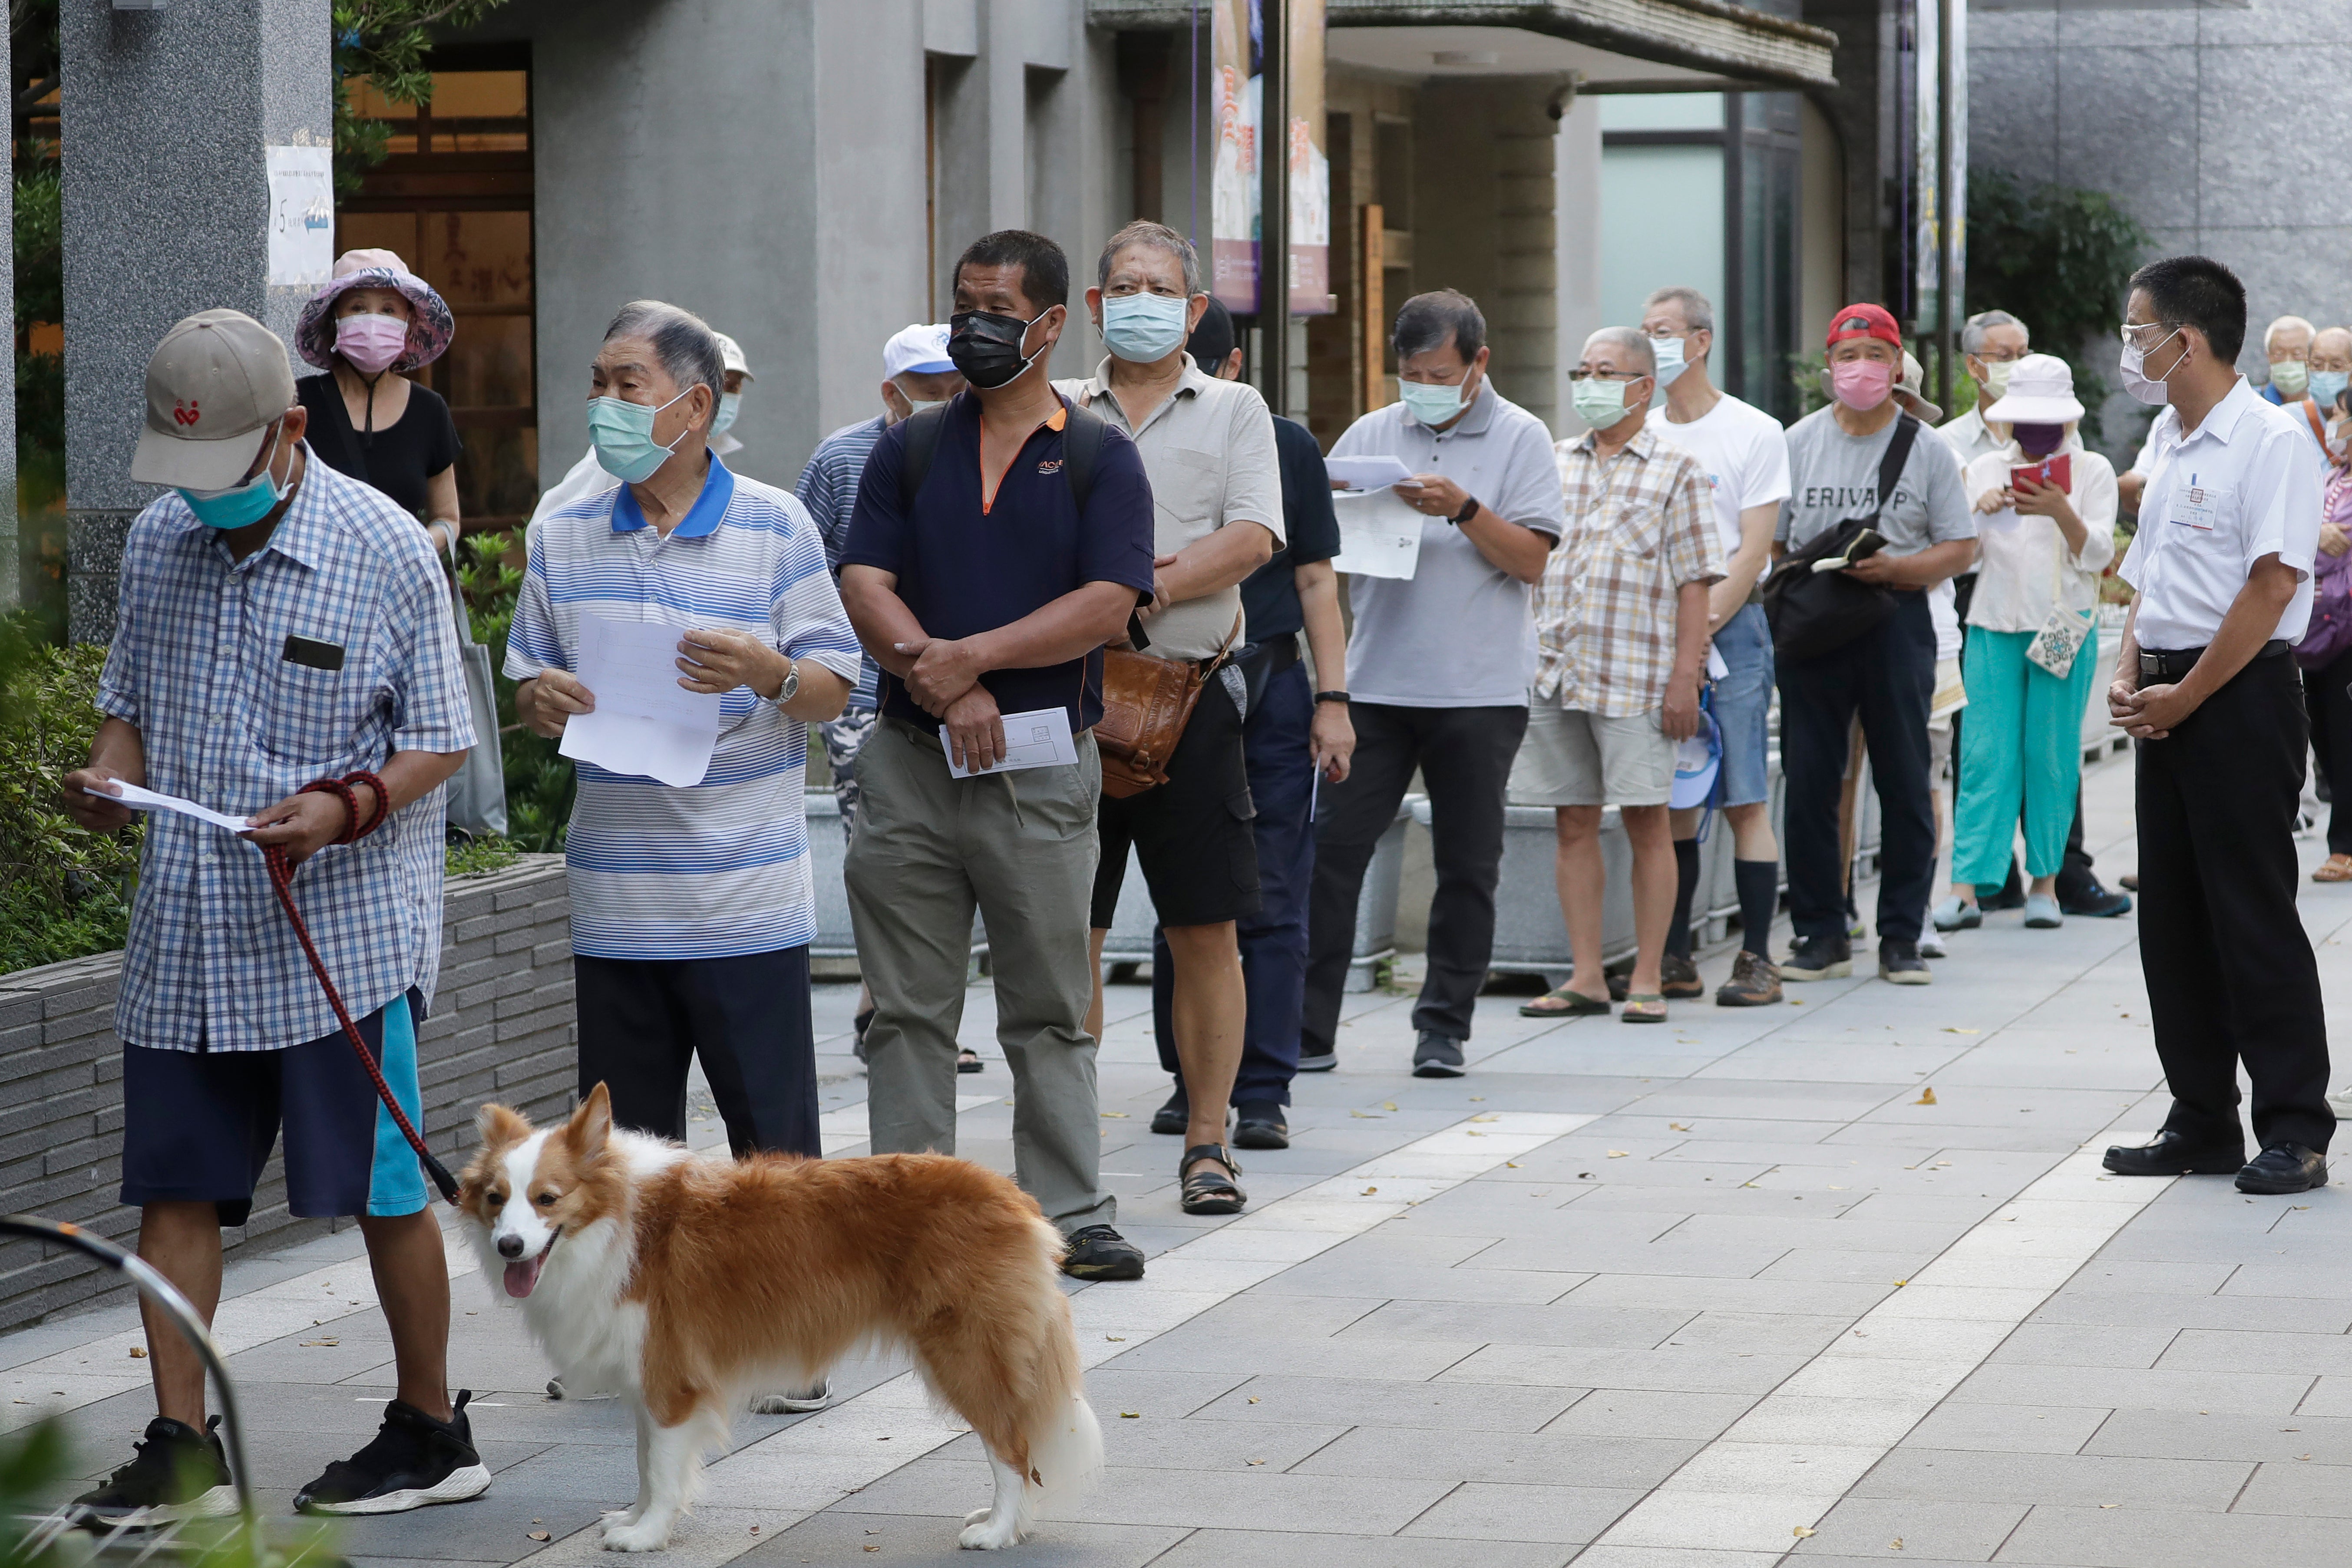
[0,856,575,1334]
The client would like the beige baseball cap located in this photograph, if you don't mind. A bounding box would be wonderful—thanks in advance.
[130,309,297,490]
[713,330,755,383]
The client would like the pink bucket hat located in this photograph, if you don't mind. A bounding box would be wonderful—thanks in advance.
[293,248,456,374]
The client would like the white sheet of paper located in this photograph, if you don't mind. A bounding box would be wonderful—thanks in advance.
[1706,644,1730,681]
[558,614,725,788]
[89,781,254,835]
[1331,488,1424,580]
[1324,455,1416,492]
[943,706,1080,779]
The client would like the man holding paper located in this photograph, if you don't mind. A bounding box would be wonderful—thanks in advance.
[507,300,859,1187]
[839,230,1159,1282]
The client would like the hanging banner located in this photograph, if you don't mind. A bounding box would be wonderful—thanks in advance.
[1210,0,1331,317]
[265,145,335,288]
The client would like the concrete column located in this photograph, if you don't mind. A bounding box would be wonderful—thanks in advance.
[1554,92,1603,439]
[60,0,331,644]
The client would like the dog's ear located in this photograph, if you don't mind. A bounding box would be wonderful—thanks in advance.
[475,1103,531,1152]
[568,1083,614,1160]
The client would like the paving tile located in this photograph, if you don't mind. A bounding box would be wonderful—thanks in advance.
[1336,1298,1696,1349]
[2028,1291,2352,1334]
[1440,1342,1807,1395]
[839,1455,1457,1534]
[1985,1323,2179,1369]
[1849,1447,2253,1509]
[1193,1373,1581,1432]
[1293,1425,1699,1489]
[1147,1528,1576,1568]
[2155,1328,2352,1376]
[1991,1501,2352,1567]
[740,1509,1183,1567]
[1250,1258,1584,1303]
[1100,1330,1482,1380]
[1398,1480,1644,1542]
[1902,1403,2111,1455]
[2083,1408,2352,1464]
[1790,1496,2029,1560]
[1539,1389,1757,1439]
[1948,1363,2316,1416]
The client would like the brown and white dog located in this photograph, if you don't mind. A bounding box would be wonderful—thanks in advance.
[459,1085,1101,1552]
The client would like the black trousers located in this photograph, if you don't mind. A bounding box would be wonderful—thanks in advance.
[1780,592,1938,947]
[2138,652,2333,1153]
[574,947,821,1159]
[1304,702,1527,1049]
[2304,645,2352,856]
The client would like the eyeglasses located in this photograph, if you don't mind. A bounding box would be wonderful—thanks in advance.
[2118,320,2182,350]
[1567,369,1648,382]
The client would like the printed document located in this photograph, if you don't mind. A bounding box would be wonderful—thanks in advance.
[1331,488,1424,580]
[559,614,724,788]
[85,781,254,835]
[1324,455,1416,492]
[944,706,1080,779]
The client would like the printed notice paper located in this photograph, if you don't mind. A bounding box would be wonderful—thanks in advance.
[943,706,1080,779]
[1324,455,1416,492]
[1331,488,1424,580]
[559,614,724,787]
[84,781,254,835]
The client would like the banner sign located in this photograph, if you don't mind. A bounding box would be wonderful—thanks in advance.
[1210,0,1330,316]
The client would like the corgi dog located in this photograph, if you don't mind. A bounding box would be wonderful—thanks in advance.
[459,1085,1102,1552]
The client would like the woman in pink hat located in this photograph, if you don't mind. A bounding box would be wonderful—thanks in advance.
[292,248,463,555]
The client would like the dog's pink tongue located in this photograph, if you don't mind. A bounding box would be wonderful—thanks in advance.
[503,1253,545,1299]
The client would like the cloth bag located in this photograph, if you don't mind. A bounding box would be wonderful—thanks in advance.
[442,572,509,838]
[2296,468,2352,670]
[1762,413,1920,662]
[2023,522,2095,680]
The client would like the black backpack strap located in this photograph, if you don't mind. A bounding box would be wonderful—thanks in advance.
[1060,396,1108,513]
[1863,413,1922,531]
[895,403,951,512]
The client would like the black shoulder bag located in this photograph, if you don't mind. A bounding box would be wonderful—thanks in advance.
[1761,413,1920,663]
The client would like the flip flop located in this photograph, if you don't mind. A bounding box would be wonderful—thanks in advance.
[2316,854,2352,883]
[1520,985,1611,1017]
[957,1048,984,1073]
[1620,993,1669,1024]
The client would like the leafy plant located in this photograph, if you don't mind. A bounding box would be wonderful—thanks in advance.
[1966,169,2154,447]
[456,530,572,854]
[446,832,523,878]
[333,0,518,199]
[0,629,138,973]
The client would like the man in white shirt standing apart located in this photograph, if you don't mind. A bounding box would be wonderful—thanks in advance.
[2103,255,2332,1195]
[1639,286,1792,1007]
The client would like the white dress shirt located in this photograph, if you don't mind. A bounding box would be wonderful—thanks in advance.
[1936,404,2010,469]
[2117,377,2322,649]
[1959,436,2118,632]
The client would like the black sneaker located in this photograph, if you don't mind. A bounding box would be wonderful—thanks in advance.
[1413,1031,1466,1078]
[1780,935,1851,981]
[294,1390,492,1515]
[1232,1100,1290,1150]
[1151,1080,1190,1135]
[2060,882,2133,918]
[1061,1225,1145,1281]
[73,1416,237,1526]
[1877,940,1932,985]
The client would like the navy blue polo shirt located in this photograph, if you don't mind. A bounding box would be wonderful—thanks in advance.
[842,392,1157,730]
[1239,413,1342,641]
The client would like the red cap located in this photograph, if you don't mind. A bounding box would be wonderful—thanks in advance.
[1825,304,1903,350]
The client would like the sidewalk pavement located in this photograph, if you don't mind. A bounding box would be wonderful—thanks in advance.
[10,750,2352,1567]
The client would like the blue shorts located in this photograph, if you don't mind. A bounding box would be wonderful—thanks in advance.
[119,989,429,1226]
[1712,601,1775,809]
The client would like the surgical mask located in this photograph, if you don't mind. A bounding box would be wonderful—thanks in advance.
[1977,359,2015,399]
[588,387,694,484]
[1572,375,1635,429]
[948,308,1051,390]
[1648,333,1688,388]
[179,426,288,529]
[2272,359,2311,399]
[711,392,742,436]
[2120,327,2182,406]
[2310,369,2348,409]
[1399,377,1471,427]
[335,314,408,376]
[1829,359,1894,412]
[1101,292,1191,363]
[2012,421,2065,459]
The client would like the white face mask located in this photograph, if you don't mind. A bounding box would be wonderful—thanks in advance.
[2121,326,2184,406]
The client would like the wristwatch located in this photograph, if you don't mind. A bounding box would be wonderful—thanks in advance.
[1450,495,1480,525]
[774,657,801,706]
[1314,690,1351,705]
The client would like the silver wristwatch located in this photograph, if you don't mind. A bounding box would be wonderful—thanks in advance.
[774,657,800,706]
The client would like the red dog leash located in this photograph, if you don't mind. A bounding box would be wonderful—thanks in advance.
[260,769,459,1204]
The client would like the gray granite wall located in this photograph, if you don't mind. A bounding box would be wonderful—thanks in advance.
[0,856,575,1334]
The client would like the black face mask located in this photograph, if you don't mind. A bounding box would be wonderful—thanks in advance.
[2012,421,2065,459]
[948,308,1050,390]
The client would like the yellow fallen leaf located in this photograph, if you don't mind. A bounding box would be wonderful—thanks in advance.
[1913,1087,1937,1105]
[1670,1123,1691,1131]
[1349,1109,1380,1119]
[301,1338,338,1347]
[1506,1161,1521,1168]
[1790,998,1803,1004]
[1101,1112,1129,1119]
[527,1531,551,1542]
[1828,1185,1846,1190]
[1607,1150,1629,1159]
[1470,1113,1499,1122]
[1792,1525,1816,1538]
[1942,1027,1978,1034]
[1248,1396,1260,1403]
[1105,1336,1125,1342]
[1382,1101,1398,1111]
[2100,1503,2118,1509]
[1361,1186,1379,1195]
[1470,1096,1487,1102]
[128,1348,145,1359]
[1120,1411,1140,1419]
[865,1547,881,1553]
[1246,1458,1265,1466]
[1890,1538,1904,1550]
[1467,1130,1485,1137]
[1893,1278,1908,1286]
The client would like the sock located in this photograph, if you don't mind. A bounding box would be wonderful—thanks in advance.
[1735,858,1780,958]
[1665,838,1701,960]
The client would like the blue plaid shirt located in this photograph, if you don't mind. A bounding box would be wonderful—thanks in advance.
[793,415,886,712]
[98,447,476,1052]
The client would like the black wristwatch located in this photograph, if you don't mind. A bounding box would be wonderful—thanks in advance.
[1450,495,1480,525]
[1314,690,1351,705]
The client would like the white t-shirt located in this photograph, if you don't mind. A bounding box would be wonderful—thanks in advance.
[1646,392,1791,559]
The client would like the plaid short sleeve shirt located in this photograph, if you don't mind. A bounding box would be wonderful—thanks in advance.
[98,449,476,1052]
[1536,426,1727,718]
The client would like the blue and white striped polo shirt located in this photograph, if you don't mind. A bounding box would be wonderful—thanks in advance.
[505,456,863,958]
[793,413,887,712]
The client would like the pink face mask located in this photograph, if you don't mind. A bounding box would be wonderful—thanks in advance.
[1829,357,1894,411]
[335,313,410,375]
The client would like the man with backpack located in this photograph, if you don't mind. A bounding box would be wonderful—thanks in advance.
[838,230,1159,1281]
[1771,304,1977,984]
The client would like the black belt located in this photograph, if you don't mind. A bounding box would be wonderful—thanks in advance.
[1247,634,1300,678]
[2137,639,2289,682]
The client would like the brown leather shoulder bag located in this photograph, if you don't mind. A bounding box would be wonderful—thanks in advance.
[1095,613,1242,799]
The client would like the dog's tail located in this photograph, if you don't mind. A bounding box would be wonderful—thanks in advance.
[1017,1217,1103,1530]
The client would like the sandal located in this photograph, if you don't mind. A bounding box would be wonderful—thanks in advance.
[1179,1144,1247,1215]
[2316,854,2352,883]
[1520,985,1611,1017]
[1620,993,1669,1024]
[957,1048,984,1073]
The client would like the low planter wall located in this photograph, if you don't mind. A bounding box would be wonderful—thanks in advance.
[0,855,576,1335]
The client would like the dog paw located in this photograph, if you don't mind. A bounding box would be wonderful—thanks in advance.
[962,1508,991,1525]
[599,1507,643,1527]
[957,1514,1022,1550]
[601,1517,671,1552]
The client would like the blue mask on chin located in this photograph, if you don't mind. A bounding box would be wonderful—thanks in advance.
[178,428,289,528]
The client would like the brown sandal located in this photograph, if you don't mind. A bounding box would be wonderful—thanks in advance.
[1179,1144,1246,1215]
[1520,985,1611,1017]
[2316,854,2352,883]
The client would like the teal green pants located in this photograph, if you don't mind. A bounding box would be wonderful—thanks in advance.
[1952,624,2096,889]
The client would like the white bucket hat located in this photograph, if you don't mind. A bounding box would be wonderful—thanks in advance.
[1983,353,2084,424]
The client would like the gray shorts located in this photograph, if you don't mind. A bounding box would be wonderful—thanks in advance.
[1510,703,1676,808]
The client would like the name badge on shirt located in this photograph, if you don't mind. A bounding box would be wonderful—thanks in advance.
[2171,482,2218,532]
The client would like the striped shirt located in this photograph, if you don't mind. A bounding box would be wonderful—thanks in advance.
[98,448,476,1052]
[504,456,863,958]
[793,415,886,712]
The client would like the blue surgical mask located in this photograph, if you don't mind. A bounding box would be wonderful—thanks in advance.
[1399,377,1471,427]
[2311,369,2349,410]
[178,426,289,529]
[1102,292,1192,363]
[588,388,694,483]
[1649,333,1688,388]
[711,392,742,436]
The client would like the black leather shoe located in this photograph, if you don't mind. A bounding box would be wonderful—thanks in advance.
[1150,1081,1189,1135]
[2238,1142,2329,1194]
[2102,1130,2246,1176]
[2060,883,2133,918]
[1232,1101,1289,1150]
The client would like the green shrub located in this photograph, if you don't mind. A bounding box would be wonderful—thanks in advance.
[0,632,139,973]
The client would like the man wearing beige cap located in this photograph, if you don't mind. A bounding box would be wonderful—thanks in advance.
[58,309,484,1522]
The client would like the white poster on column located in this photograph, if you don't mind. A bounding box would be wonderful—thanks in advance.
[265,145,334,288]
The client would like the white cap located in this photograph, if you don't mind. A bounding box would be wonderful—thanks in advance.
[1983,353,2085,424]
[883,322,955,381]
[713,331,754,383]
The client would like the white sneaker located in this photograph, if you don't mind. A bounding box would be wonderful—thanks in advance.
[1919,931,1947,960]
[2329,1085,2352,1120]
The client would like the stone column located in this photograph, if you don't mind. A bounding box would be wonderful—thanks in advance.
[59,0,330,644]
